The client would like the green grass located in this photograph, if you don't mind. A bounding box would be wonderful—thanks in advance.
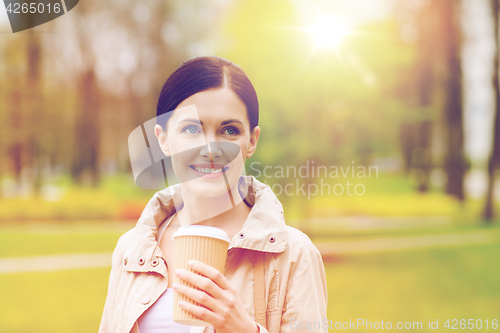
[1,171,498,332]
[1,220,499,258]
[326,243,500,332]
[310,223,500,242]
[0,221,133,257]
[0,268,110,333]
[0,243,498,332]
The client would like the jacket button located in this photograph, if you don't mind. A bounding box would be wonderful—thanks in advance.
[269,237,275,243]
[139,258,145,265]
[141,296,150,305]
[123,257,128,265]
[238,233,245,239]
[152,259,159,267]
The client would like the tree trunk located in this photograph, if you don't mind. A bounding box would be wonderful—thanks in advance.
[442,0,466,201]
[70,0,101,187]
[414,0,436,193]
[70,69,101,187]
[483,0,500,222]
[8,88,23,186]
[26,31,43,196]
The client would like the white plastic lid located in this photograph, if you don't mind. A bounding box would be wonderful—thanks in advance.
[172,225,231,243]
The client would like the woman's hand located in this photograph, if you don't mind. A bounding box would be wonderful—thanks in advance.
[172,260,259,333]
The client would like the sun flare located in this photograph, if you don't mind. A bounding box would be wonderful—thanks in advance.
[308,16,352,50]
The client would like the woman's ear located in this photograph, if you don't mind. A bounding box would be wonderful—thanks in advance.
[246,125,260,158]
[154,124,171,157]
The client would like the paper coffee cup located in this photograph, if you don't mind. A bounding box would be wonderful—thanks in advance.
[172,225,231,326]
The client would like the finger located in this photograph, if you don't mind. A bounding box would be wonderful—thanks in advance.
[175,268,224,299]
[178,300,222,327]
[172,282,220,312]
[188,260,232,290]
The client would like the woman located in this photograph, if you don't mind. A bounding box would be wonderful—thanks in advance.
[98,56,328,333]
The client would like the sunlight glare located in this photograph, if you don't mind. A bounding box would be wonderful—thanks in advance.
[309,17,352,50]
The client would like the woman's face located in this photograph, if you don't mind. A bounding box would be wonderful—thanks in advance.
[154,87,260,198]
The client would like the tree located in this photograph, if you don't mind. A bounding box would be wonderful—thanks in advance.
[441,0,467,201]
[69,0,102,187]
[25,30,44,196]
[401,0,438,192]
[483,0,500,222]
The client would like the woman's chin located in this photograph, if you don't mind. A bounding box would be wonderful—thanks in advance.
[181,178,236,199]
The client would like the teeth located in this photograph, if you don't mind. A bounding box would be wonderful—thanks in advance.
[194,167,224,174]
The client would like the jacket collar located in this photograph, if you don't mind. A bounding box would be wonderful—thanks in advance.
[123,176,288,272]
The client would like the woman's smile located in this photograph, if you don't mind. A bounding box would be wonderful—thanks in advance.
[189,163,230,180]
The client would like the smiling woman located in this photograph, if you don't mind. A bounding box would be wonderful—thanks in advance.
[98,56,328,333]
[156,87,254,211]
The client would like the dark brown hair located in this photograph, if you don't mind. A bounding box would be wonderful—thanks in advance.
[156,56,259,132]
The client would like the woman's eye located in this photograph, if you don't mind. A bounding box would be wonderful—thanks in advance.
[224,127,239,135]
[183,125,200,134]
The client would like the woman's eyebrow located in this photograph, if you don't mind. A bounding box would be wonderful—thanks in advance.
[179,118,202,125]
[221,119,243,126]
[177,119,243,126]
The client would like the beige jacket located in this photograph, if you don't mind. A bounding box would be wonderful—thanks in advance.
[98,176,328,333]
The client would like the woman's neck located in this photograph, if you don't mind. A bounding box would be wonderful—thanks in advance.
[176,184,251,232]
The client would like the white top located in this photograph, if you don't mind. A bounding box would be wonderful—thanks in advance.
[137,213,192,333]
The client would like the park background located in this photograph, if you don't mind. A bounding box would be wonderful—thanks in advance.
[1,0,499,332]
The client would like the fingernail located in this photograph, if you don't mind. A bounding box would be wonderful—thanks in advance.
[179,300,186,306]
[188,260,195,268]
[172,283,179,290]
[175,269,182,277]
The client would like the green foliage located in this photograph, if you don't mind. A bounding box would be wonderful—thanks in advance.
[0,174,154,221]
[0,189,119,221]
[256,172,472,221]
[218,0,417,167]
[1,172,497,224]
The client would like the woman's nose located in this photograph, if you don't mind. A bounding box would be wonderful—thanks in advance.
[200,142,222,160]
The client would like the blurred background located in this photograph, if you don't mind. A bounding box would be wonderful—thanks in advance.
[0,0,499,332]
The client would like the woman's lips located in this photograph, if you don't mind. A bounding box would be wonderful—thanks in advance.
[190,164,230,180]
